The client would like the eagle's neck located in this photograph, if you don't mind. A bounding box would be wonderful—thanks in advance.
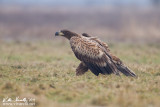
[66,34,79,40]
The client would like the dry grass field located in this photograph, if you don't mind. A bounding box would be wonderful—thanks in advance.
[0,40,160,107]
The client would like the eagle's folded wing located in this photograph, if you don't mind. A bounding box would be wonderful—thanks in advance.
[82,33,136,77]
[82,33,110,52]
[70,36,120,76]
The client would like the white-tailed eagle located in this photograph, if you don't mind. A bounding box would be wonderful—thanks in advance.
[55,30,136,77]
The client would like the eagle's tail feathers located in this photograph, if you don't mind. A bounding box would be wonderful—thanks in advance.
[117,65,137,77]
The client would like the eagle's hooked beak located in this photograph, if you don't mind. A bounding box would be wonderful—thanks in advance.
[55,31,64,36]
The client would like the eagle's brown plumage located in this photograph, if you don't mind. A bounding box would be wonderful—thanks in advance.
[55,30,137,77]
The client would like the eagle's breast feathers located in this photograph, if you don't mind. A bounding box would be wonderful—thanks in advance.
[70,36,108,67]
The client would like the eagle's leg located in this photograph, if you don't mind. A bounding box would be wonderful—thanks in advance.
[76,62,88,76]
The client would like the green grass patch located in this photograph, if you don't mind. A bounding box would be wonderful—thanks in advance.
[0,41,160,107]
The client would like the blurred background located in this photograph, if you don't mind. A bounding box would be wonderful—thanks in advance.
[0,0,160,43]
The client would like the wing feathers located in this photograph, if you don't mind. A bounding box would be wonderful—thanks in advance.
[85,62,100,76]
[81,33,137,77]
[85,61,117,76]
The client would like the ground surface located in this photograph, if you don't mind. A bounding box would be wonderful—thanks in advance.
[0,41,160,107]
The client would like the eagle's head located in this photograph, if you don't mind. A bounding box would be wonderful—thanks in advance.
[55,30,78,40]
